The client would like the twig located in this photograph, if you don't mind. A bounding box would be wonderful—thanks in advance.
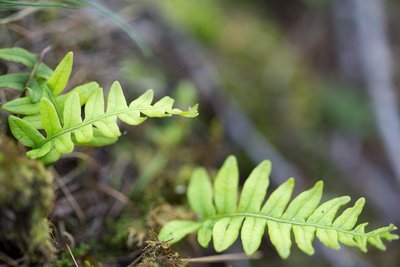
[25,45,51,87]
[54,167,83,190]
[62,151,103,172]
[101,250,142,266]
[66,244,80,267]
[52,167,86,223]
[0,7,38,24]
[127,252,144,267]
[0,251,18,267]
[94,182,139,214]
[185,251,263,263]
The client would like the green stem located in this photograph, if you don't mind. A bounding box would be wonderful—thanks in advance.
[201,212,379,238]
[36,106,164,147]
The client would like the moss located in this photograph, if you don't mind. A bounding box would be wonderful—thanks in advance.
[0,134,56,264]
[137,233,187,267]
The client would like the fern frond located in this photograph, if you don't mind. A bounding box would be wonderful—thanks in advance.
[158,156,399,258]
[1,50,198,164]
[9,81,198,164]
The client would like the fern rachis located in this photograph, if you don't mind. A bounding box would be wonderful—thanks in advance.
[158,156,398,258]
[31,87,193,146]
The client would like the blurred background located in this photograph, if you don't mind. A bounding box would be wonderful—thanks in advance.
[0,0,399,266]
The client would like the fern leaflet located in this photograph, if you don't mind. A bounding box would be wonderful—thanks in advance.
[158,156,398,258]
[0,47,53,79]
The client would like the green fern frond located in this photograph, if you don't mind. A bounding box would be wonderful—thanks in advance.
[8,82,198,164]
[1,49,198,164]
[158,156,399,258]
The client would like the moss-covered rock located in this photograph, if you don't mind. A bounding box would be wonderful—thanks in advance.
[0,134,56,265]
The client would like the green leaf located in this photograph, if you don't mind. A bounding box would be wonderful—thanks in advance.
[213,217,244,252]
[333,198,365,230]
[8,115,45,147]
[40,148,62,165]
[141,96,173,117]
[47,51,73,96]
[187,168,215,218]
[282,181,323,220]
[308,196,351,225]
[75,128,117,146]
[84,87,105,120]
[40,97,62,137]
[53,133,73,154]
[120,89,153,125]
[23,114,42,129]
[238,160,271,212]
[241,217,266,255]
[63,92,81,129]
[267,221,292,258]
[27,142,52,159]
[129,89,153,107]
[63,92,91,143]
[107,81,128,113]
[308,196,351,250]
[158,220,201,243]
[366,224,399,250]
[332,198,366,247]
[261,178,295,216]
[27,78,45,103]
[239,160,271,255]
[56,81,99,111]
[3,81,99,120]
[2,96,39,115]
[0,47,53,78]
[197,220,213,248]
[0,47,36,68]
[158,157,399,258]
[284,181,323,255]
[0,73,29,91]
[214,155,239,213]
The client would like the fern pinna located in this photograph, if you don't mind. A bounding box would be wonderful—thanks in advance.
[0,48,198,164]
[158,156,398,258]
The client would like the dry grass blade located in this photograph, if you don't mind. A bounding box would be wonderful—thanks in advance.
[185,251,263,263]
[66,244,80,267]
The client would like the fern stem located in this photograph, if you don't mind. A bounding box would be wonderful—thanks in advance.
[36,106,160,147]
[204,212,378,237]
